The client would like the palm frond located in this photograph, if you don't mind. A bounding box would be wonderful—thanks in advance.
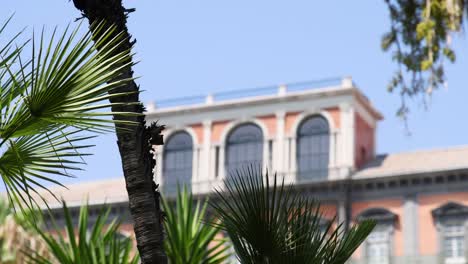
[162,185,231,264]
[211,166,375,264]
[0,22,137,140]
[0,19,138,212]
[25,201,139,264]
[0,16,29,136]
[0,128,94,211]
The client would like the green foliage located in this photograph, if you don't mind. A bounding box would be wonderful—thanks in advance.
[162,186,231,264]
[0,199,46,263]
[0,17,135,212]
[0,200,10,224]
[211,167,375,264]
[0,199,13,263]
[25,201,139,264]
[382,0,466,118]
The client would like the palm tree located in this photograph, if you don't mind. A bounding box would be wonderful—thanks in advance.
[70,1,167,263]
[162,186,231,264]
[25,201,139,264]
[0,16,134,213]
[211,167,375,264]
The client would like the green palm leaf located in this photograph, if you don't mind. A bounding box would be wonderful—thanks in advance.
[211,166,375,264]
[0,17,137,212]
[0,22,136,139]
[25,201,139,264]
[162,186,231,264]
[0,128,94,210]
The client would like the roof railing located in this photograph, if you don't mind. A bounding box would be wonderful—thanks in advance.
[149,76,351,110]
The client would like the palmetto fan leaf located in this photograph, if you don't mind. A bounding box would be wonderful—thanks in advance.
[0,128,93,209]
[0,18,136,212]
[211,167,375,264]
[0,22,136,139]
[25,201,139,264]
[0,16,25,70]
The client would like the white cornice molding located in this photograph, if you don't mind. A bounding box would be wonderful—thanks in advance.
[149,94,353,128]
[353,99,377,129]
[147,85,349,118]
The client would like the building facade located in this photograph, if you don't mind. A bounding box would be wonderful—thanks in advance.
[42,77,468,264]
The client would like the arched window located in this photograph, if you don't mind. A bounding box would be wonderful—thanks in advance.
[225,123,263,175]
[163,132,193,193]
[296,116,330,181]
[357,208,397,264]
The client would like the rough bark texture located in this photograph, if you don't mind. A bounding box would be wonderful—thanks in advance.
[71,1,167,263]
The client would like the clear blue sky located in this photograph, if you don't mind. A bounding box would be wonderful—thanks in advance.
[2,1,468,185]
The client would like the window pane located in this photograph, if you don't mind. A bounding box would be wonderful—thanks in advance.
[163,132,193,193]
[366,227,390,264]
[443,222,466,261]
[297,116,329,181]
[226,124,263,176]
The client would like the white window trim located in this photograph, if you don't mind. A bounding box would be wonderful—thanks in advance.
[440,220,467,264]
[218,119,270,180]
[287,110,342,182]
[160,129,198,193]
[364,224,394,264]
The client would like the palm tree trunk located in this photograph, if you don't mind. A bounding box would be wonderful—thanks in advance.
[71,1,167,263]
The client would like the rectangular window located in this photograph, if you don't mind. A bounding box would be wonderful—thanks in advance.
[444,222,466,264]
[215,146,220,178]
[365,227,390,264]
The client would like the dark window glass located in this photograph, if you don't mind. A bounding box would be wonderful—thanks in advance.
[163,132,193,193]
[215,146,220,178]
[225,124,263,176]
[296,116,329,181]
[268,139,273,169]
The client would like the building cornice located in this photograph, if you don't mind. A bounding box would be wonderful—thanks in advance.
[147,85,350,117]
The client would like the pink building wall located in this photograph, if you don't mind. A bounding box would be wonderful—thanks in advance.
[257,114,276,137]
[211,120,230,142]
[418,192,468,256]
[354,113,375,169]
[190,123,204,144]
[325,107,341,129]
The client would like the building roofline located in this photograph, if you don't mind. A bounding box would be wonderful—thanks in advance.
[354,145,468,180]
[353,166,468,180]
[27,154,468,208]
[145,77,383,120]
[352,88,383,120]
[374,144,468,157]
